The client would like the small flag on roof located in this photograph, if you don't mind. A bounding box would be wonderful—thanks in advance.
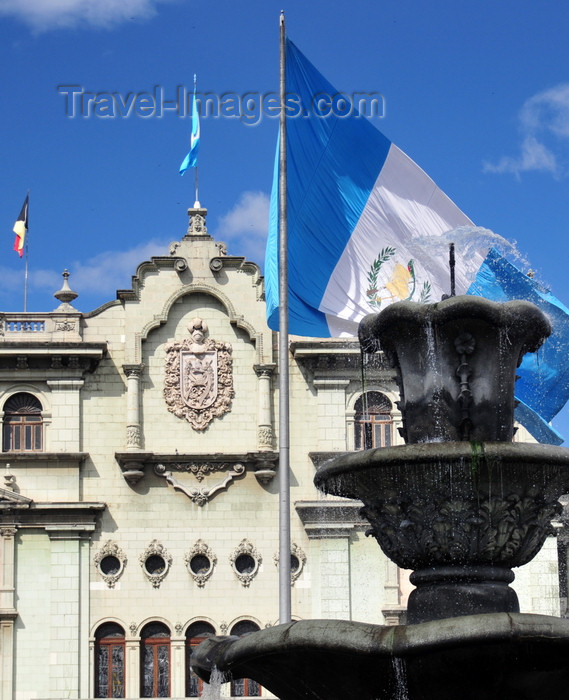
[13,194,29,258]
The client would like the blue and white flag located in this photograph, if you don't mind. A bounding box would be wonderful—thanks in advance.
[468,247,569,446]
[180,75,200,174]
[265,39,489,337]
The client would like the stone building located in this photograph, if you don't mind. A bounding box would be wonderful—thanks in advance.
[0,207,562,700]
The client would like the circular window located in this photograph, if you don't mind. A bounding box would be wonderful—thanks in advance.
[144,555,166,575]
[100,555,121,576]
[189,554,211,575]
[290,554,300,573]
[235,554,256,575]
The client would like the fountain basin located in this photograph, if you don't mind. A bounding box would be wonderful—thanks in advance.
[359,297,551,443]
[191,614,569,700]
[315,441,569,622]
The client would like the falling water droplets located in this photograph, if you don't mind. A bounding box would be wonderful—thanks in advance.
[200,666,224,700]
[391,657,410,700]
[423,319,444,441]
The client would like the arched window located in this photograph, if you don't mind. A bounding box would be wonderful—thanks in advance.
[354,392,393,450]
[230,621,261,697]
[2,392,43,452]
[140,622,170,698]
[95,622,125,698]
[186,621,215,697]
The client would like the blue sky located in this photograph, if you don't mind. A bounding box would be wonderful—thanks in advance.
[2,0,569,437]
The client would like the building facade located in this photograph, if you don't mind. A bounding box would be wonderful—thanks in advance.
[0,208,563,700]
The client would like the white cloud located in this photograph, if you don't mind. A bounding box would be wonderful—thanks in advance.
[0,238,171,312]
[0,0,176,32]
[215,191,270,267]
[68,238,170,296]
[484,83,569,178]
[483,135,559,178]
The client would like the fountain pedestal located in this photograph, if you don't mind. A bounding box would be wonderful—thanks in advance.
[192,296,569,699]
[316,440,569,623]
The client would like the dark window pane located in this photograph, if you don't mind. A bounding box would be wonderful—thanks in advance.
[95,626,125,699]
[141,624,170,698]
[142,645,154,697]
[232,678,245,696]
[111,645,125,698]
[157,645,169,697]
[355,392,393,450]
[97,646,109,697]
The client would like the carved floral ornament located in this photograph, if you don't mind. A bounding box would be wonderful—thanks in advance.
[185,539,217,587]
[94,540,127,588]
[230,538,262,587]
[163,317,234,431]
[139,540,172,588]
[273,542,307,585]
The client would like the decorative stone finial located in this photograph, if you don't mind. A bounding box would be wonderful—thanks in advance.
[187,206,208,236]
[54,269,78,309]
[4,463,15,490]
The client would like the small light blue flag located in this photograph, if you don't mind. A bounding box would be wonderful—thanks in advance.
[468,247,569,445]
[180,75,200,175]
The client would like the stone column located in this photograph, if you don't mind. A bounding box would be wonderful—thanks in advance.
[171,629,186,698]
[78,537,91,699]
[126,626,141,699]
[254,365,275,450]
[298,513,356,620]
[123,364,144,450]
[46,528,91,699]
[381,560,405,625]
[48,531,80,697]
[0,527,17,700]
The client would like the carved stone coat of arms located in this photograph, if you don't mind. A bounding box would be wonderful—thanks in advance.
[163,318,234,430]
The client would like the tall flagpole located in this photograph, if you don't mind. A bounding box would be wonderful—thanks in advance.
[194,166,199,207]
[278,10,292,624]
[193,75,200,207]
[24,242,29,312]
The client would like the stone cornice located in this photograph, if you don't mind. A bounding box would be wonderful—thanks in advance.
[1,452,88,465]
[290,340,392,378]
[116,451,278,488]
[294,500,366,539]
[0,501,105,529]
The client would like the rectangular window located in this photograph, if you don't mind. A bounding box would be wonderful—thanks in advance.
[3,416,42,452]
[142,640,170,697]
[96,641,125,698]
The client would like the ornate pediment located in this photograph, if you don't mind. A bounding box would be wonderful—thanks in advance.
[163,317,234,430]
[0,488,32,509]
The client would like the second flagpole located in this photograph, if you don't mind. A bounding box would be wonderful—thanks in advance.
[278,10,292,625]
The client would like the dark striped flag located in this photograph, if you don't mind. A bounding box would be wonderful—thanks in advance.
[13,194,29,258]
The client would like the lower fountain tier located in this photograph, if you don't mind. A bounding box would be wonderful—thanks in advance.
[315,441,569,621]
[192,614,569,700]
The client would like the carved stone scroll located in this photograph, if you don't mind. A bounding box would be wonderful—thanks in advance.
[154,463,245,506]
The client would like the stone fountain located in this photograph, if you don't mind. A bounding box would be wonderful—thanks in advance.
[192,295,569,699]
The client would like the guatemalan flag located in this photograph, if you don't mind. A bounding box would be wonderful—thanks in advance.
[265,38,491,337]
[180,75,200,174]
[469,248,569,446]
[265,38,569,445]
